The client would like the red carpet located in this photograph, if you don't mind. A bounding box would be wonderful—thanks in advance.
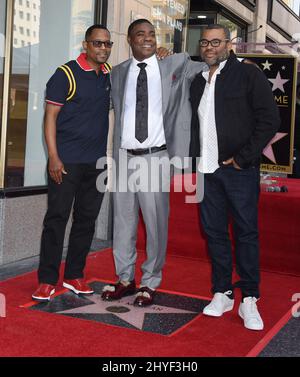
[0,248,299,357]
[138,175,300,276]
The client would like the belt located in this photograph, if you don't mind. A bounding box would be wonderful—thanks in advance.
[126,144,167,156]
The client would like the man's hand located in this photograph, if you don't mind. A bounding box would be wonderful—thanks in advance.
[156,47,173,60]
[49,156,67,184]
[222,157,242,170]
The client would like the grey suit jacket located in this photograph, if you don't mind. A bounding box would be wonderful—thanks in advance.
[111,53,206,165]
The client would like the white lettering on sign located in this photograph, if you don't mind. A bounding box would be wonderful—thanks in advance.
[164,0,185,15]
[166,16,183,32]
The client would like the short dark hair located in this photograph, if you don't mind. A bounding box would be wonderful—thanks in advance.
[128,19,153,37]
[85,24,110,41]
[202,24,231,40]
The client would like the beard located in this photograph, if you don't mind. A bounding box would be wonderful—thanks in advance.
[202,50,230,67]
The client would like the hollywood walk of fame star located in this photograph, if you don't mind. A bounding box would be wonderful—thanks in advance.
[263,132,288,164]
[57,293,198,330]
[268,72,289,93]
[261,60,272,71]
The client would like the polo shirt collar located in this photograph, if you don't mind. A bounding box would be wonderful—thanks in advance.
[76,53,112,75]
[76,53,94,71]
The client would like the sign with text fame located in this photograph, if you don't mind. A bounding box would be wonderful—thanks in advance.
[237,54,298,174]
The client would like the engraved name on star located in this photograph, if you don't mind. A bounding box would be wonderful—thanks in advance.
[268,71,289,93]
[261,60,272,71]
[57,293,198,330]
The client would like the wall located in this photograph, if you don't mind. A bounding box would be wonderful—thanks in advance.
[107,0,152,65]
[0,191,110,266]
[0,195,47,264]
[215,0,254,23]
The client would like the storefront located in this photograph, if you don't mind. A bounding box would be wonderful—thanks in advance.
[0,0,190,265]
[187,0,249,58]
[1,0,100,189]
[0,0,190,190]
[151,0,189,52]
[282,0,300,16]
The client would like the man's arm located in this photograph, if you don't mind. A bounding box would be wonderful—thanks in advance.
[164,52,207,79]
[234,66,281,169]
[183,54,207,80]
[44,103,66,184]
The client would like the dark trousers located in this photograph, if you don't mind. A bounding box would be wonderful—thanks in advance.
[199,165,261,298]
[38,163,105,285]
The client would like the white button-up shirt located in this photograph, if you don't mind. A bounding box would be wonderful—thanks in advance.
[121,54,166,149]
[198,60,227,174]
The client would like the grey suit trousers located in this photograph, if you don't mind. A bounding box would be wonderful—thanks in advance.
[113,149,170,289]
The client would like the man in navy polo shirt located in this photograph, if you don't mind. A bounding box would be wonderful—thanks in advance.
[32,24,113,301]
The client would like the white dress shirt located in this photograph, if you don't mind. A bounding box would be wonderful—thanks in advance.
[198,60,227,174]
[121,54,166,149]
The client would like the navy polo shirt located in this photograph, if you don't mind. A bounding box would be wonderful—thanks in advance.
[45,53,111,163]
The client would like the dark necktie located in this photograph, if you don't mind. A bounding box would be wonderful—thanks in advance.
[135,63,148,143]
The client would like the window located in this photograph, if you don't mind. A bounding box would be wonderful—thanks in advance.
[187,12,217,58]
[150,0,189,52]
[6,0,96,187]
[218,14,245,40]
[152,5,162,16]
[238,0,256,7]
[282,0,300,16]
[26,12,30,21]
[19,10,24,19]
[0,0,6,149]
[165,33,173,43]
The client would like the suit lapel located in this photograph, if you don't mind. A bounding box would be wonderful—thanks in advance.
[119,60,131,131]
[158,59,172,116]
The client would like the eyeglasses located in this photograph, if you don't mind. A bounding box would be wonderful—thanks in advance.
[86,40,114,48]
[199,39,229,48]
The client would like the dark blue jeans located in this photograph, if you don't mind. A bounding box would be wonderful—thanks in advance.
[199,165,261,298]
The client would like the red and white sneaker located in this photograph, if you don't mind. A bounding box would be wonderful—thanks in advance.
[32,284,56,301]
[63,279,94,295]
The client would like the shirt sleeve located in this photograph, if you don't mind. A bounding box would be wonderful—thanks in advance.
[45,68,69,106]
[234,65,281,168]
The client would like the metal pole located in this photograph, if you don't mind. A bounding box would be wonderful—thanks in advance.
[0,0,14,189]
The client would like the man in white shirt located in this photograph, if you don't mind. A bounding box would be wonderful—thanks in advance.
[101,19,205,306]
[190,24,280,330]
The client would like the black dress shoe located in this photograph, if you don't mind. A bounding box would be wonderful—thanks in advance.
[134,287,155,307]
[101,280,136,301]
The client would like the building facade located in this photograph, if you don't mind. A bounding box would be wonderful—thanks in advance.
[0,0,299,266]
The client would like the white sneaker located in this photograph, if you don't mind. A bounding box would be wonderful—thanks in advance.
[238,297,264,331]
[203,291,234,317]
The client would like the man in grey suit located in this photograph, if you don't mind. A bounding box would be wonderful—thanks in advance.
[101,19,205,306]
